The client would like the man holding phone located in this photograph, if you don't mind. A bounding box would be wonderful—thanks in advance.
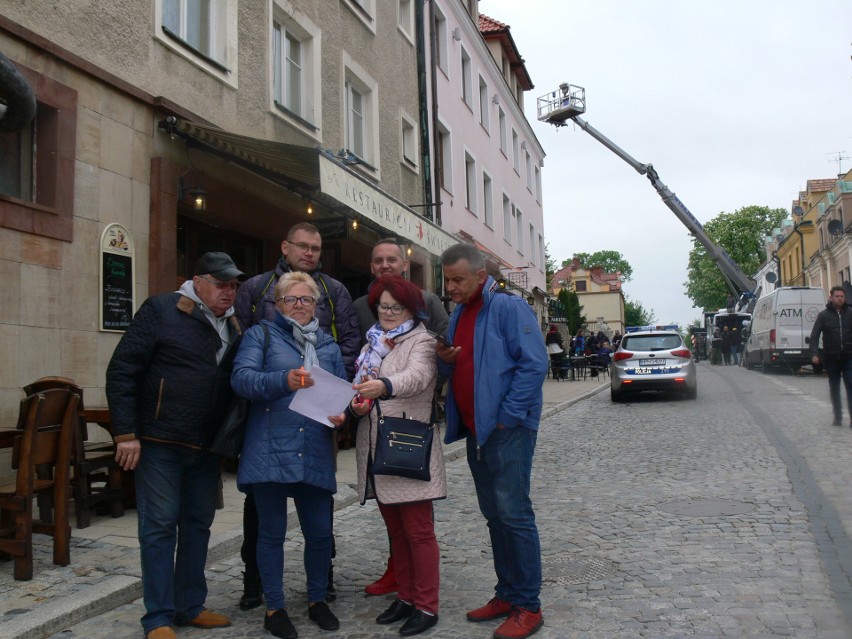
[352,238,449,596]
[436,242,548,639]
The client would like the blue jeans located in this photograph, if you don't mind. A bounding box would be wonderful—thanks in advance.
[466,427,541,611]
[730,345,740,365]
[252,482,333,610]
[135,441,221,633]
[823,357,852,421]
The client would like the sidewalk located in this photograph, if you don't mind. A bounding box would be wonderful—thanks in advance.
[0,375,606,639]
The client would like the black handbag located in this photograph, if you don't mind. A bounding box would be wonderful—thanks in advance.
[209,324,269,459]
[371,398,436,482]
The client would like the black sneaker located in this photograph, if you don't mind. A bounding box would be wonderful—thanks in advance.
[308,602,340,631]
[240,571,264,611]
[264,610,297,639]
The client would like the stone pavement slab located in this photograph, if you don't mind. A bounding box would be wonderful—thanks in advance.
[0,377,604,639]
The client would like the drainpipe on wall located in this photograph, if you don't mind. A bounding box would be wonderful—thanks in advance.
[415,0,434,222]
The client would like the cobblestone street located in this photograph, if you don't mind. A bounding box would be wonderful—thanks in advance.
[35,365,852,637]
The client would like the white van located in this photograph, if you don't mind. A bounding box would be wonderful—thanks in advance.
[743,286,826,370]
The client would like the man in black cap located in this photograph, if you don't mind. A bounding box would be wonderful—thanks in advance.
[106,252,245,639]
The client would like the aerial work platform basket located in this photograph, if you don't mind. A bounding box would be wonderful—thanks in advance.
[536,83,586,126]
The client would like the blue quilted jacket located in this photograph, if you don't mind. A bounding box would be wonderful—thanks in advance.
[231,312,347,493]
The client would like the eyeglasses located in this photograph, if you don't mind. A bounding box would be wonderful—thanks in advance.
[198,276,240,290]
[277,295,317,306]
[377,303,406,315]
[288,241,322,253]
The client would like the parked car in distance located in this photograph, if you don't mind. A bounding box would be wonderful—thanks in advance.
[610,330,697,401]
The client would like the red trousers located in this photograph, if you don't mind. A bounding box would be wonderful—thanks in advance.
[378,500,440,614]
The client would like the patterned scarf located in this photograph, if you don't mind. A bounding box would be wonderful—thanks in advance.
[353,319,415,384]
[280,313,320,371]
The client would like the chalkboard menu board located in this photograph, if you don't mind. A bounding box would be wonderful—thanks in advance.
[100,224,135,332]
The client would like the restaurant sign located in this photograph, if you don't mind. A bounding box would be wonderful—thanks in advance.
[319,154,456,257]
[99,223,135,332]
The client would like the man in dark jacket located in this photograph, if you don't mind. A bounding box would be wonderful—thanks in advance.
[106,252,244,639]
[810,286,852,426]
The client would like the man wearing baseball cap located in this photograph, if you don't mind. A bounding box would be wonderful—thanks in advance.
[106,252,245,639]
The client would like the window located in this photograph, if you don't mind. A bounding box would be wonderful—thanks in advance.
[529,224,536,266]
[534,165,541,202]
[575,280,587,292]
[483,172,494,228]
[516,208,524,255]
[161,0,229,68]
[341,0,376,32]
[512,129,519,174]
[0,64,76,241]
[398,0,413,39]
[503,196,512,244]
[434,6,448,74]
[478,76,489,131]
[539,234,545,271]
[464,152,477,213]
[525,151,532,190]
[498,107,506,154]
[272,11,319,130]
[438,121,452,193]
[401,112,418,170]
[343,55,378,167]
[461,47,472,107]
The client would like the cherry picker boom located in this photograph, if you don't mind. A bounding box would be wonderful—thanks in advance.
[537,83,758,310]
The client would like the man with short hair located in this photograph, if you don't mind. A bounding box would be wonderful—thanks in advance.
[352,238,449,596]
[234,222,359,608]
[437,242,548,639]
[107,252,245,639]
[810,285,852,426]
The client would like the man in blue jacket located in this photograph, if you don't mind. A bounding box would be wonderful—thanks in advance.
[436,243,548,639]
[106,252,244,639]
[810,285,852,425]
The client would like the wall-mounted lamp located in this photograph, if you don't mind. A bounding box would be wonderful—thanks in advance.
[352,219,358,231]
[306,200,313,215]
[527,296,535,306]
[189,186,207,211]
[492,94,500,105]
[406,246,413,257]
[452,27,462,41]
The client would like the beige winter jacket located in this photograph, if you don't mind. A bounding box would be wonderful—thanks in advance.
[355,324,447,505]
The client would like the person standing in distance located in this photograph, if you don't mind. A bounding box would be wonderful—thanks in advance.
[810,285,852,426]
[106,252,244,639]
[436,243,548,639]
[234,222,360,608]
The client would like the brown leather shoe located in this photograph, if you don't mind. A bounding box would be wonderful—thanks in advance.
[178,610,232,628]
[146,627,176,639]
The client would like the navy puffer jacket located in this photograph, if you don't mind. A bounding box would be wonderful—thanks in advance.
[231,312,347,493]
[106,293,241,447]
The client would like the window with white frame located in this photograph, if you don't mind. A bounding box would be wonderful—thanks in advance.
[478,76,489,131]
[534,165,541,203]
[272,10,319,130]
[498,107,506,154]
[539,234,545,271]
[461,46,472,107]
[160,0,232,71]
[343,56,378,166]
[341,0,376,31]
[438,121,452,193]
[512,129,519,174]
[482,172,493,228]
[401,112,418,169]
[516,208,524,255]
[398,0,413,40]
[525,151,532,190]
[464,151,477,213]
[503,196,512,244]
[434,6,448,74]
[529,223,536,266]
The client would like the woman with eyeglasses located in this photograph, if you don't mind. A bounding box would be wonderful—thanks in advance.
[231,271,346,639]
[331,274,446,636]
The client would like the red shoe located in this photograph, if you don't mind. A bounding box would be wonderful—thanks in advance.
[466,597,513,622]
[364,556,397,596]
[493,607,543,639]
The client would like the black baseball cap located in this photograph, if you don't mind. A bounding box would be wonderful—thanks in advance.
[194,252,246,281]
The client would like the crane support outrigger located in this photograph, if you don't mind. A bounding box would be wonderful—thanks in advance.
[537,83,758,310]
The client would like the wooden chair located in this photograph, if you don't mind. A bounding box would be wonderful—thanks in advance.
[0,390,78,580]
[23,377,124,528]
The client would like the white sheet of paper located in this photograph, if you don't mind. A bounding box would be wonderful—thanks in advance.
[288,365,355,428]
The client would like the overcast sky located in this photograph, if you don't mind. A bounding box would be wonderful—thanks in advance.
[482,0,852,327]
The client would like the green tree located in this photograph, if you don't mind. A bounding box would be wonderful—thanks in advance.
[684,205,787,310]
[624,296,656,327]
[557,288,586,336]
[545,243,558,291]
[562,250,634,282]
